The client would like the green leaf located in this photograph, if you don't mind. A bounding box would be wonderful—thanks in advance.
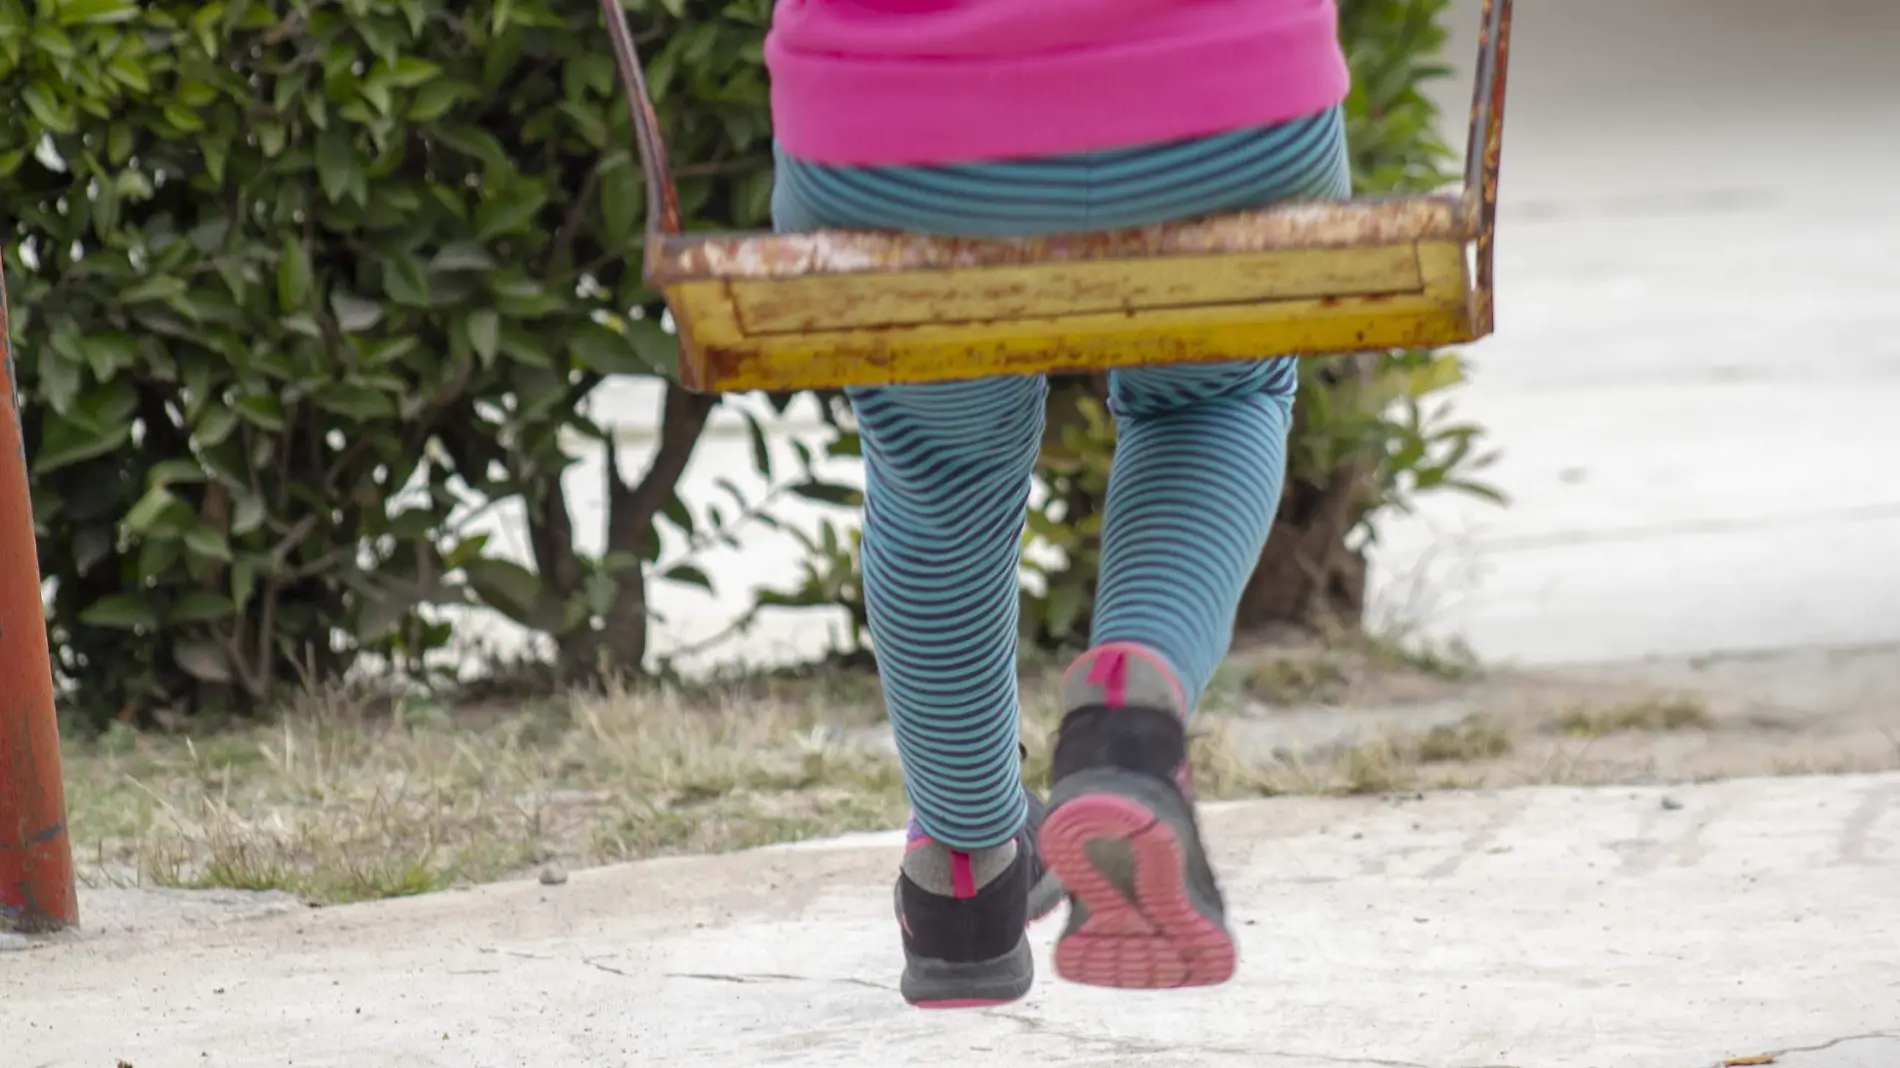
[105,58,149,95]
[429,243,496,273]
[34,412,128,472]
[148,459,206,486]
[138,536,181,582]
[462,556,567,633]
[73,525,114,576]
[231,494,266,536]
[170,590,237,624]
[498,324,552,368]
[389,57,441,88]
[406,78,468,121]
[277,237,312,311]
[625,319,680,379]
[235,394,286,432]
[184,525,234,563]
[315,128,354,203]
[474,185,548,242]
[230,556,257,613]
[120,276,188,305]
[36,348,82,415]
[790,481,861,507]
[173,639,233,682]
[123,485,178,534]
[55,0,140,26]
[315,383,397,420]
[383,254,430,306]
[31,25,76,60]
[22,82,75,133]
[195,406,238,447]
[599,159,641,242]
[661,563,712,592]
[162,102,205,133]
[567,321,647,376]
[359,80,392,117]
[80,594,157,630]
[81,333,140,382]
[743,411,771,478]
[464,309,500,364]
[200,133,230,183]
[330,291,384,333]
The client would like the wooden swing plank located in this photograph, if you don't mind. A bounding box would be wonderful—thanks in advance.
[726,244,1425,335]
[668,238,1474,393]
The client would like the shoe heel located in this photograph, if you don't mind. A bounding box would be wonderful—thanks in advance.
[901,936,1034,1008]
[1041,768,1236,989]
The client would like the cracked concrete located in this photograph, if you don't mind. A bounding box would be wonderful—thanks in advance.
[1728,1033,1900,1068]
[6,773,1898,1068]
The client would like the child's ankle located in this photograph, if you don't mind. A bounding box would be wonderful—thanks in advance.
[1061,642,1189,717]
[902,829,1019,899]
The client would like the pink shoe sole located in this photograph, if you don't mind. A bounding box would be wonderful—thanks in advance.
[1039,793,1237,990]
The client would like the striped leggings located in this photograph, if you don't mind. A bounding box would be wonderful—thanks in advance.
[772,107,1352,849]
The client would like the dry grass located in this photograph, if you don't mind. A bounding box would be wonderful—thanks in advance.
[1236,654,1355,706]
[60,657,1888,907]
[1552,695,1714,738]
[67,667,1526,904]
[1415,716,1514,764]
[65,678,910,904]
[1222,631,1481,708]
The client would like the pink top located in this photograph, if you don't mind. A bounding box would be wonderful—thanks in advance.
[765,0,1351,167]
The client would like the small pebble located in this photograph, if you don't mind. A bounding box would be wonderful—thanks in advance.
[539,863,569,886]
[1661,796,1684,811]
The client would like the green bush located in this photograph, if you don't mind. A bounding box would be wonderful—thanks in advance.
[2,0,777,725]
[7,0,1500,723]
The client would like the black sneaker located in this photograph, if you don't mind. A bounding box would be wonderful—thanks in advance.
[1039,642,1237,989]
[892,755,1060,1008]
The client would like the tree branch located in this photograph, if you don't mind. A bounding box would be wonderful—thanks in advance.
[605,382,715,557]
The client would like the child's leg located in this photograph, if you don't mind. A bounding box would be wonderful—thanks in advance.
[1039,107,1352,991]
[848,374,1045,852]
[775,157,1061,1010]
[1090,356,1301,706]
[1041,358,1299,989]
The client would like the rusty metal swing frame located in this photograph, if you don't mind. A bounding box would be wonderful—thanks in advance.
[602,0,1513,395]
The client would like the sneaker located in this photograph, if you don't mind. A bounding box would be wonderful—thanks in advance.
[893,764,1060,1008]
[1038,642,1238,989]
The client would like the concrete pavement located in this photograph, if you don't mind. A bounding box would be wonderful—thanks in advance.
[9,773,1899,1068]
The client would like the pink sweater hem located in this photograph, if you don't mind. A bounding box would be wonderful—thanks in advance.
[766,8,1351,168]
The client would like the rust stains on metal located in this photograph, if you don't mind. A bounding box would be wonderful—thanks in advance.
[1462,0,1513,336]
[647,196,1475,285]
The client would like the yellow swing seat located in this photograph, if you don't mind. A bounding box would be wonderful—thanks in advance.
[601,0,1514,395]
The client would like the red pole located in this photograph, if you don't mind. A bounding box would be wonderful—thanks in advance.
[0,256,78,932]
